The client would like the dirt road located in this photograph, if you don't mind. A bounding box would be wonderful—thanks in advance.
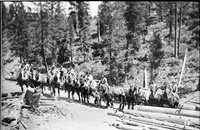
[1,80,121,130]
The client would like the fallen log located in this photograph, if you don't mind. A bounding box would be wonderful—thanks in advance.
[20,120,27,129]
[1,99,17,111]
[108,112,199,130]
[39,103,55,106]
[189,100,200,105]
[178,102,200,111]
[1,96,21,101]
[111,123,145,130]
[134,105,200,118]
[1,102,13,111]
[40,98,56,101]
[128,114,199,130]
[124,110,200,127]
[122,119,175,130]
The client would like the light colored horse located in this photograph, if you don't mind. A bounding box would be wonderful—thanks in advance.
[136,87,152,105]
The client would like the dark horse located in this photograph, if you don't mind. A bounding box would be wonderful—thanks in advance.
[63,72,76,99]
[98,84,125,110]
[16,69,32,93]
[125,86,137,110]
[73,74,85,102]
[80,80,90,103]
[49,74,60,98]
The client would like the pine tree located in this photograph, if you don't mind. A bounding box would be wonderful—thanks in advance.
[6,2,30,63]
[124,1,147,82]
[149,31,164,84]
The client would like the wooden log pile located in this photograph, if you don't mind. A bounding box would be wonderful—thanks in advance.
[108,105,200,130]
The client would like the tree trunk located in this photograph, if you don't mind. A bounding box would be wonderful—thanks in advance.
[150,62,154,85]
[134,105,200,118]
[197,75,200,91]
[19,54,22,63]
[159,3,163,22]
[169,2,173,43]
[178,1,182,57]
[40,2,48,73]
[125,34,130,83]
[193,1,195,9]
[160,7,163,22]
[149,2,151,16]
[97,15,101,42]
[174,1,177,58]
[76,7,79,36]
[69,15,73,64]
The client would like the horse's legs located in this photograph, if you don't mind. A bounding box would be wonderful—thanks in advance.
[52,85,56,98]
[81,93,84,102]
[64,83,67,93]
[58,86,60,98]
[145,100,149,106]
[131,97,135,110]
[98,97,101,107]
[68,88,70,98]
[94,97,97,104]
[20,84,24,93]
[86,93,89,104]
[77,90,80,101]
[40,84,44,94]
[127,97,131,109]
[121,96,125,110]
[78,90,81,101]
[83,93,86,103]
[118,95,122,110]
[72,87,75,99]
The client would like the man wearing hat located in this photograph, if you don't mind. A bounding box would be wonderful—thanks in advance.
[170,81,180,100]
[99,73,109,93]
[171,81,178,93]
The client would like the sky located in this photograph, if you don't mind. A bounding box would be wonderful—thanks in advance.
[4,1,102,17]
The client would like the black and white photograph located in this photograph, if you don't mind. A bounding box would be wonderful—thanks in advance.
[1,1,200,130]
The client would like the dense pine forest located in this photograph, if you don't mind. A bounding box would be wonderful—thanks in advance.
[2,1,199,91]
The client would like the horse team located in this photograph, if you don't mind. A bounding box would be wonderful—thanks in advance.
[16,64,180,110]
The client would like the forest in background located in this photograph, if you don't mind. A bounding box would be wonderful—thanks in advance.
[2,1,199,92]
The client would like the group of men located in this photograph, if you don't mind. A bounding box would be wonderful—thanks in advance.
[18,63,178,96]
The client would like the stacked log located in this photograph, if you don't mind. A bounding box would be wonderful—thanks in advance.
[134,106,200,118]
[108,105,200,130]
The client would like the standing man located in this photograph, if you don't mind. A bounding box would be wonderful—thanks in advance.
[99,73,109,94]
[171,81,178,93]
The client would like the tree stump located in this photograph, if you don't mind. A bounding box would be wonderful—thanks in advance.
[23,88,41,106]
